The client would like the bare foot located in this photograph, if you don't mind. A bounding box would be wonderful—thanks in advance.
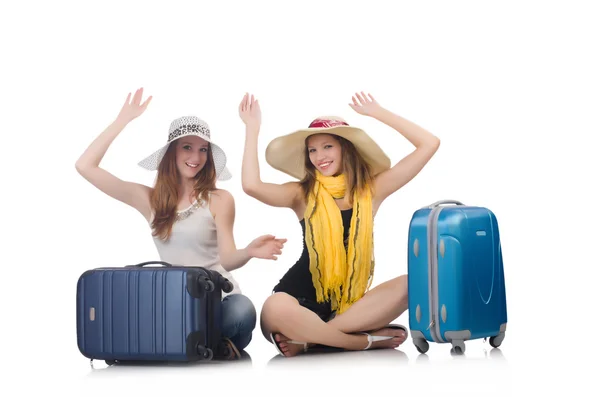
[273,333,312,357]
[363,326,408,350]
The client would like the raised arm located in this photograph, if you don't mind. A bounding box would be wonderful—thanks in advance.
[238,93,302,209]
[349,92,440,205]
[75,88,153,219]
[210,189,287,272]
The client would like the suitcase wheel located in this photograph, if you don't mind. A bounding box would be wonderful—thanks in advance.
[198,277,215,292]
[105,360,117,366]
[216,274,234,293]
[197,346,214,360]
[413,338,429,354]
[451,340,465,355]
[222,279,234,293]
[489,333,504,348]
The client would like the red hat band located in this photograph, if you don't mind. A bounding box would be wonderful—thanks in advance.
[308,118,349,129]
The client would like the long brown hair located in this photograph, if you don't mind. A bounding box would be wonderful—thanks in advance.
[150,143,216,240]
[299,134,374,205]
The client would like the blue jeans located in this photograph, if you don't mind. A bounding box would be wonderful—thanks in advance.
[221,294,256,351]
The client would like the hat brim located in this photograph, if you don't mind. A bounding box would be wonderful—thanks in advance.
[138,136,232,181]
[265,125,391,180]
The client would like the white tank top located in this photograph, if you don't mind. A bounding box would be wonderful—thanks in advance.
[149,195,242,298]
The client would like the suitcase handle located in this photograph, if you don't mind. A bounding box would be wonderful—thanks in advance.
[426,200,465,208]
[129,261,173,267]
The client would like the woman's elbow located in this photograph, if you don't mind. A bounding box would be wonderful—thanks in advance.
[218,254,231,269]
[242,182,259,197]
[425,137,441,154]
[75,160,88,176]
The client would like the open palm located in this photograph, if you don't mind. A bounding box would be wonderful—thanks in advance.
[117,87,152,123]
[349,91,382,117]
[239,92,261,129]
[247,234,287,260]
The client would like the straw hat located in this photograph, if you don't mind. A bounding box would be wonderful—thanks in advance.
[265,116,390,180]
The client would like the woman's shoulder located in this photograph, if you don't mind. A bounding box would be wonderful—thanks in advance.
[207,188,235,215]
[209,188,234,202]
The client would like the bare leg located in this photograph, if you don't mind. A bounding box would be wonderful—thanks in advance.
[328,275,408,333]
[261,275,408,357]
[272,325,405,357]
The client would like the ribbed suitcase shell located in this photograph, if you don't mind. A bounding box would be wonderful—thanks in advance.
[76,262,226,363]
[407,200,507,354]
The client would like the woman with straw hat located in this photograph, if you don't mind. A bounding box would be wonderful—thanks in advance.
[239,91,440,357]
[76,87,287,359]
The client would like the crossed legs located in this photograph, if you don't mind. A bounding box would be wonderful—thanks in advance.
[260,275,409,357]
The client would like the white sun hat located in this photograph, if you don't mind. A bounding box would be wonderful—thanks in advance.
[138,115,232,181]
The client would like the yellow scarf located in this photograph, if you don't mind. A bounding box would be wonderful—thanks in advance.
[304,172,375,315]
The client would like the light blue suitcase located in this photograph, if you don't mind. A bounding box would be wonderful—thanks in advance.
[407,200,507,354]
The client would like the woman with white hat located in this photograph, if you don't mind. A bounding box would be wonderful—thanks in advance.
[75,87,287,359]
[239,92,440,357]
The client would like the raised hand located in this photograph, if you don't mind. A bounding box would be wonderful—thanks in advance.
[116,87,152,124]
[246,234,287,261]
[239,92,261,130]
[349,91,382,117]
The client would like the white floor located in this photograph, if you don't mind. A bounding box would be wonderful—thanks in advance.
[75,341,513,396]
[42,321,590,397]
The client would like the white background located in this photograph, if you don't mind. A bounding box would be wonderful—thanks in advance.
[2,0,599,395]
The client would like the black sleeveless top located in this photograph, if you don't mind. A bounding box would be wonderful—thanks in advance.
[273,208,353,303]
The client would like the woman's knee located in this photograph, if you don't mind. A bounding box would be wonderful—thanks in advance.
[259,292,298,340]
[261,292,298,320]
[222,294,257,331]
[234,294,257,318]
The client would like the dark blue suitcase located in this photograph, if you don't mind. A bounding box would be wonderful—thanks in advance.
[407,200,507,354]
[76,261,233,365]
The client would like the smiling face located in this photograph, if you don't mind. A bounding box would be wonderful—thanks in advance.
[306,133,343,177]
[174,135,209,180]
